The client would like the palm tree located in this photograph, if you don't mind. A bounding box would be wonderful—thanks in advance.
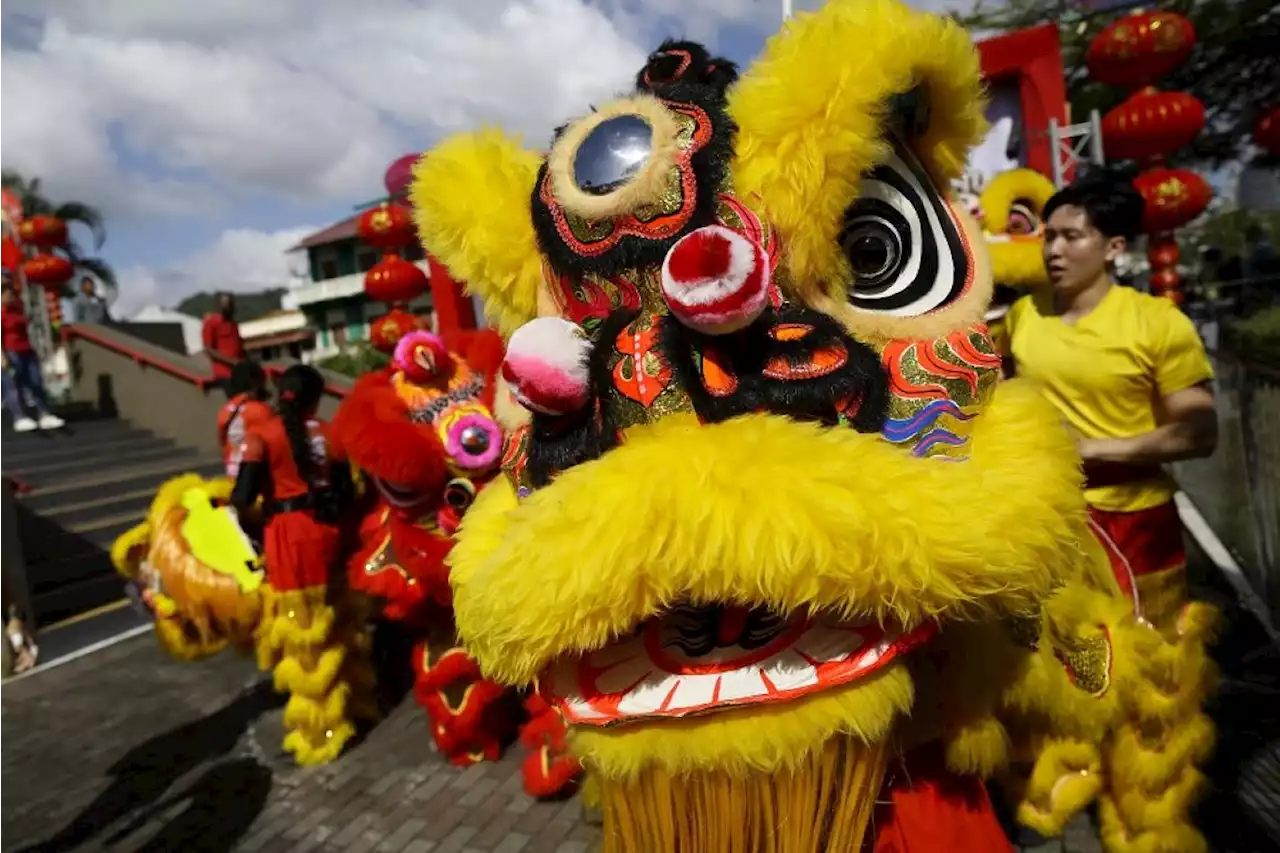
[1,170,118,303]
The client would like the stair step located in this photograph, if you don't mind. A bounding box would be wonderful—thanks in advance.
[20,509,143,564]
[1,417,140,448]
[41,487,162,527]
[28,551,119,595]
[11,444,198,483]
[30,573,131,628]
[19,458,224,509]
[31,600,152,662]
[4,434,175,470]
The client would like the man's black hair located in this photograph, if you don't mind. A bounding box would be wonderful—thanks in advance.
[227,359,266,398]
[1042,174,1145,244]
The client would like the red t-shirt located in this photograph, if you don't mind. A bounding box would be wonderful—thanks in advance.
[217,393,273,478]
[1,303,32,354]
[202,313,245,379]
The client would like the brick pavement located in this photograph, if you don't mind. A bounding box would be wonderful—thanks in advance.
[1,633,1104,853]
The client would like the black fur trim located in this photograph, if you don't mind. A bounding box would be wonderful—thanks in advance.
[636,40,739,99]
[530,86,736,280]
[659,308,889,433]
[524,309,633,487]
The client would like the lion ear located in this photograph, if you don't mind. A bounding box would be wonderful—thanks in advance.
[410,130,545,338]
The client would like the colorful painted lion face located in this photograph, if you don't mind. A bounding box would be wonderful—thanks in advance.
[333,330,506,535]
[414,0,1094,841]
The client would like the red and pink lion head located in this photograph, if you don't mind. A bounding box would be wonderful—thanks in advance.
[332,328,506,619]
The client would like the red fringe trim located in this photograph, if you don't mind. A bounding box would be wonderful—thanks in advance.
[412,641,515,767]
[517,693,582,798]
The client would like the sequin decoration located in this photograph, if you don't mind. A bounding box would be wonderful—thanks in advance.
[1006,610,1043,651]
[547,193,779,329]
[1054,627,1113,698]
[543,102,711,258]
[613,314,671,407]
[880,325,1001,459]
[501,424,534,500]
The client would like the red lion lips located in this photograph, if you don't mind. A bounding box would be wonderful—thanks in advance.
[541,604,936,726]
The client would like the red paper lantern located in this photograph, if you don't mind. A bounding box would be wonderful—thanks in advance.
[1086,11,1195,90]
[20,253,75,287]
[1,237,21,272]
[18,215,68,251]
[1149,266,1181,292]
[1255,107,1280,157]
[365,254,428,304]
[369,306,428,353]
[357,203,416,251]
[384,154,420,199]
[1147,234,1180,269]
[1133,168,1211,233]
[1102,88,1205,162]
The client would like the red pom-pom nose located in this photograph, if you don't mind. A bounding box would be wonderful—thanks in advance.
[661,225,770,335]
[501,317,593,416]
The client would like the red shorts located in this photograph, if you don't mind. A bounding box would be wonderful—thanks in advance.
[1088,501,1186,600]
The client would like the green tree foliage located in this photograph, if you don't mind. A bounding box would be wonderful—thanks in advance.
[1,169,119,299]
[955,0,1280,168]
[176,289,287,322]
[317,340,390,377]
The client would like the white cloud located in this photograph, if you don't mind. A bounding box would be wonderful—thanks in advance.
[114,225,318,316]
[0,0,650,222]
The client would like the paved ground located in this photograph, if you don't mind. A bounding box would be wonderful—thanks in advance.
[3,592,1272,853]
[1,636,601,853]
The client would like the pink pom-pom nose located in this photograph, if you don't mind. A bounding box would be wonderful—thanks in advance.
[501,317,593,416]
[394,330,451,383]
[661,225,770,335]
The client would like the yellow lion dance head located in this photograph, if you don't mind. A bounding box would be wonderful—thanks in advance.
[412,2,1218,850]
[112,474,262,660]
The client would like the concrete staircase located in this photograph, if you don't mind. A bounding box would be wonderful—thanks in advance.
[3,413,223,662]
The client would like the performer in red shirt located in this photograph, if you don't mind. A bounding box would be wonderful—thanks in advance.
[2,283,63,432]
[217,360,272,479]
[229,364,370,765]
[201,292,245,384]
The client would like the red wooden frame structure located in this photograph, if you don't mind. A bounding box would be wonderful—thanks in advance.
[975,24,1070,180]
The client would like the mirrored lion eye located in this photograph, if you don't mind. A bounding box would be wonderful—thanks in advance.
[572,114,653,196]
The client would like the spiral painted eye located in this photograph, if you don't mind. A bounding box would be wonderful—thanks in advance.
[572,114,653,196]
[443,478,476,513]
[843,146,970,317]
[840,215,905,290]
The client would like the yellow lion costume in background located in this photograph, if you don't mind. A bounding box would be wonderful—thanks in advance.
[408,1,1216,850]
[112,474,375,766]
[978,166,1056,354]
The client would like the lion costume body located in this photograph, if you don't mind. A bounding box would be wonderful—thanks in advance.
[330,327,580,796]
[113,473,377,766]
[409,2,1217,850]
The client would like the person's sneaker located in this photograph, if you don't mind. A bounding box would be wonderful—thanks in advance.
[13,417,37,433]
[37,413,65,430]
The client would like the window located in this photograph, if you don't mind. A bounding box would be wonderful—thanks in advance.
[320,259,339,280]
[357,250,378,272]
[402,242,425,262]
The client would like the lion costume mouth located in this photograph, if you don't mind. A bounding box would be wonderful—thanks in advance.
[542,603,937,726]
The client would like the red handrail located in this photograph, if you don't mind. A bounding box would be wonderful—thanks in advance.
[65,324,217,390]
[65,325,352,398]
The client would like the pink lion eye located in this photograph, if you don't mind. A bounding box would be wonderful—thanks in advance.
[502,317,593,416]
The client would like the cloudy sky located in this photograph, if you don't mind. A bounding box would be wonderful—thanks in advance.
[1,0,974,315]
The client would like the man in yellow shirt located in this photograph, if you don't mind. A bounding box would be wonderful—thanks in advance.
[1003,176,1217,629]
